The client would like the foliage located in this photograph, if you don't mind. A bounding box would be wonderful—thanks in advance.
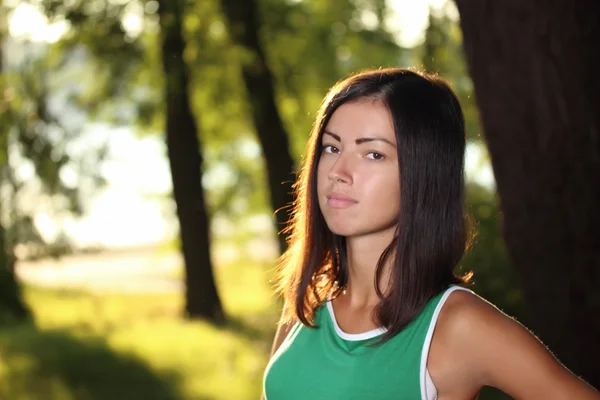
[463,182,528,324]
[4,0,525,316]
[1,11,109,259]
[19,0,419,225]
[418,3,481,141]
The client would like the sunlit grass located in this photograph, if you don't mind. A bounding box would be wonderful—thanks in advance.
[0,259,280,400]
[1,251,511,400]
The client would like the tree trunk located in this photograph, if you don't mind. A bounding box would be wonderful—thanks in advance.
[219,0,296,254]
[455,0,600,387]
[0,220,31,324]
[0,11,31,324]
[157,0,224,323]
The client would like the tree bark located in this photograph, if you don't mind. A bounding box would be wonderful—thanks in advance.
[0,13,31,324]
[455,0,600,386]
[0,220,31,324]
[219,0,296,254]
[157,0,224,322]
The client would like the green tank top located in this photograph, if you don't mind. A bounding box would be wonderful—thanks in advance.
[263,285,468,400]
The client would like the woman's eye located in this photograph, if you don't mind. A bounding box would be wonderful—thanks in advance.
[322,145,339,154]
[367,152,385,160]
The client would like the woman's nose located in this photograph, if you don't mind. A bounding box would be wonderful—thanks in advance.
[328,156,352,184]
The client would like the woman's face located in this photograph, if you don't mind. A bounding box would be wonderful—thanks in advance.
[317,98,400,239]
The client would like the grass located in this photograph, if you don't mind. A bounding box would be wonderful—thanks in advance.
[0,259,280,400]
[0,253,511,400]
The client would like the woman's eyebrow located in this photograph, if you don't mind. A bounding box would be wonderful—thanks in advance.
[324,130,396,148]
[323,131,341,141]
[355,137,396,148]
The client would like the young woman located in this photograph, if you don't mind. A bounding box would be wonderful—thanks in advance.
[262,68,599,399]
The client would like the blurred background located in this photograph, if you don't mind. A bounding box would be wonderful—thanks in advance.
[0,0,596,399]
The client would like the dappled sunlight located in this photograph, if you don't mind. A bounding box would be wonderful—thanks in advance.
[0,323,184,400]
[2,257,280,399]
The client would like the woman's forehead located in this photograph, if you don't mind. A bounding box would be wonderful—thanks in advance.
[324,100,395,141]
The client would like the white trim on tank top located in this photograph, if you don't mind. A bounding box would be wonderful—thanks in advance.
[326,285,471,400]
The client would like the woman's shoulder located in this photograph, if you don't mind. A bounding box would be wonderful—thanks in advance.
[434,287,506,361]
[426,289,503,396]
[438,287,491,326]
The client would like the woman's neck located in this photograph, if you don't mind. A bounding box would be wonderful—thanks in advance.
[343,227,396,308]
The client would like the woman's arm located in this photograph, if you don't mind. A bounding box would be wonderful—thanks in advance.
[261,307,296,400]
[438,291,600,399]
[269,311,296,357]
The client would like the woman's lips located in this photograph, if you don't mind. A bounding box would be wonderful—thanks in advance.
[326,193,358,209]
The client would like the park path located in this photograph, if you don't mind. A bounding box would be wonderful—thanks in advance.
[15,244,185,294]
[15,239,278,294]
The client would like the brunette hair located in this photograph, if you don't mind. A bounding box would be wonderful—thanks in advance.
[276,68,472,342]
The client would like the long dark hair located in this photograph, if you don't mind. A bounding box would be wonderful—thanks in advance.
[276,68,472,342]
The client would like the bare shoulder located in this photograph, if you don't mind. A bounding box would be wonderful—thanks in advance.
[427,289,491,398]
[429,289,600,399]
[435,288,501,343]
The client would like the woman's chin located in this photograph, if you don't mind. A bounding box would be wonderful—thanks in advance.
[325,223,358,237]
[325,221,398,240]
